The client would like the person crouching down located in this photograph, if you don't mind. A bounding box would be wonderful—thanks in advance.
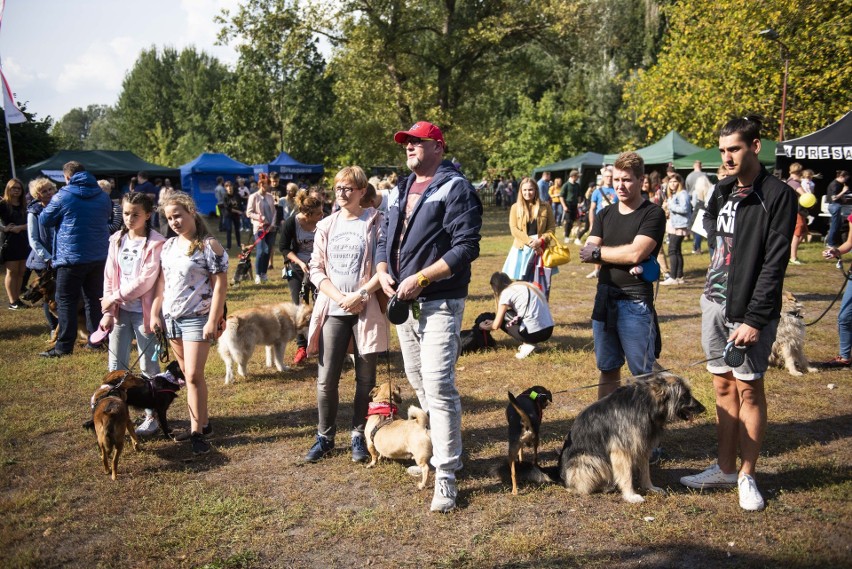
[480,272,554,359]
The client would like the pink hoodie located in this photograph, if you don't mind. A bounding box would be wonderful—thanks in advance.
[102,229,166,333]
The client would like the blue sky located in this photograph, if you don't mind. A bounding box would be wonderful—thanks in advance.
[0,0,241,122]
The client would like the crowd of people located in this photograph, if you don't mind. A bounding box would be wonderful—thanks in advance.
[1,116,850,515]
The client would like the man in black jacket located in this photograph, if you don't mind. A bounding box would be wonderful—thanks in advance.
[680,116,797,511]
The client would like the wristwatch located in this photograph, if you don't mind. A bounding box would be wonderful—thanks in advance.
[591,246,601,262]
[416,273,431,288]
[358,288,369,302]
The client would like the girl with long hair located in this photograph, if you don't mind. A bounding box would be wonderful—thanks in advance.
[246,172,277,284]
[151,192,228,454]
[501,176,555,280]
[0,178,31,309]
[479,272,554,359]
[100,192,166,435]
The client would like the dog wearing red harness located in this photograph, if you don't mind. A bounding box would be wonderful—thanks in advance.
[365,382,433,490]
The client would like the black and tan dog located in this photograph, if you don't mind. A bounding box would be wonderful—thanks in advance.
[83,361,185,438]
[558,372,705,503]
[507,386,552,495]
[87,371,144,480]
[21,268,88,345]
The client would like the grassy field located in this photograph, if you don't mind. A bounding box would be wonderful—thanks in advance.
[1,206,850,569]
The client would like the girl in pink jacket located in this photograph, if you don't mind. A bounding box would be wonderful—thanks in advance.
[99,192,166,435]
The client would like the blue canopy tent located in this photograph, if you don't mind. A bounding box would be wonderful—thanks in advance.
[179,153,254,215]
[253,151,324,180]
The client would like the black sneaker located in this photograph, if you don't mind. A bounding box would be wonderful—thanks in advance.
[304,435,334,462]
[190,432,211,455]
[173,423,213,442]
[351,434,369,463]
[38,348,68,358]
[8,302,22,310]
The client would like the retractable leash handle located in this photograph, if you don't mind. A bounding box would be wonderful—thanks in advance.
[723,341,748,368]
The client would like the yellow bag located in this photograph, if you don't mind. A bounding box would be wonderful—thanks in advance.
[540,233,571,268]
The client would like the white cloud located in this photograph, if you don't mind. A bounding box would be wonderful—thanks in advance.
[55,36,138,93]
[179,0,241,65]
[1,56,35,86]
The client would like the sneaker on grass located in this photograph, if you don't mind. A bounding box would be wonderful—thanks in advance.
[351,434,369,463]
[135,413,160,436]
[174,423,212,442]
[680,463,737,489]
[305,435,334,462]
[738,474,765,511]
[190,432,211,455]
[430,477,457,513]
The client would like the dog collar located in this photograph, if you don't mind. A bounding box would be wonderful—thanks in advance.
[529,391,539,401]
[367,402,398,417]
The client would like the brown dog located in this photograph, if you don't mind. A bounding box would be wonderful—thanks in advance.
[88,371,143,480]
[21,269,88,345]
[365,382,433,490]
[507,386,552,495]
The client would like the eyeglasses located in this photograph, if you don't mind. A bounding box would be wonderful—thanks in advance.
[401,137,434,147]
[334,185,357,195]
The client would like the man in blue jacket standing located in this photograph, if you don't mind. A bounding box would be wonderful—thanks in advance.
[39,161,112,357]
[377,121,483,512]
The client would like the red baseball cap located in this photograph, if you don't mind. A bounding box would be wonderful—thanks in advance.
[393,121,446,147]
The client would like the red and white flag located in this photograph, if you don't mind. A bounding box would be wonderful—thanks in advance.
[0,67,25,124]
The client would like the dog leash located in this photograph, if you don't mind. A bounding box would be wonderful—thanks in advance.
[805,260,850,327]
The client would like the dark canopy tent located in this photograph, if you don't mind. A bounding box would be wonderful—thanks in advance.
[604,131,703,165]
[532,152,604,176]
[673,139,777,170]
[179,153,254,215]
[21,150,178,185]
[253,151,324,180]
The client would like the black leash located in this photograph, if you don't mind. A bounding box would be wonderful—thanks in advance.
[805,260,850,327]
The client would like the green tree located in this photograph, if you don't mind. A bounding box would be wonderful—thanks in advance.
[624,0,852,146]
[51,104,109,150]
[0,102,56,181]
[112,46,231,164]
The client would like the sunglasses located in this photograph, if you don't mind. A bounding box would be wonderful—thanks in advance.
[401,137,435,147]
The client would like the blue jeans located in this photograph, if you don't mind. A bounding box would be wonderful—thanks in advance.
[592,299,656,376]
[395,297,465,477]
[108,308,160,376]
[839,274,852,359]
[552,203,563,226]
[827,203,842,247]
[692,232,703,252]
[254,230,276,277]
[55,261,105,354]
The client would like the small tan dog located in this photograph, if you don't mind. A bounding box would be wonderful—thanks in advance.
[217,302,312,384]
[769,291,817,376]
[88,371,143,480]
[365,382,433,490]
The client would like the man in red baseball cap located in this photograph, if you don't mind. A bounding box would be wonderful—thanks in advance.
[378,120,482,513]
[393,121,446,148]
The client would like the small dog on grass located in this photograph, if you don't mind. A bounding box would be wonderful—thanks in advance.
[22,269,87,345]
[217,302,312,384]
[365,382,433,490]
[769,291,817,376]
[507,386,552,495]
[87,371,144,480]
[82,361,185,438]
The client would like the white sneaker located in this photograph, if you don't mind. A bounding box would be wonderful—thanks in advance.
[738,474,765,511]
[574,239,583,245]
[430,477,457,512]
[676,278,686,285]
[260,274,269,283]
[515,343,536,359]
[254,275,262,285]
[680,463,737,489]
[585,269,599,279]
[135,414,159,436]
[660,277,678,286]
[564,237,571,244]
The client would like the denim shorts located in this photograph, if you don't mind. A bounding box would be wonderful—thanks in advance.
[700,294,778,381]
[592,298,656,375]
[165,314,210,343]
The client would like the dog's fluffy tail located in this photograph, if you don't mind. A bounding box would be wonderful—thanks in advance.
[491,462,560,485]
[407,406,428,428]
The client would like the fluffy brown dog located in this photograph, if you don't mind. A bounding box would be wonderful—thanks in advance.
[365,382,433,490]
[217,302,312,384]
[769,291,817,376]
[556,373,705,503]
[88,371,143,480]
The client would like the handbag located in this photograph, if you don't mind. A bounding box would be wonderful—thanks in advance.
[540,232,571,268]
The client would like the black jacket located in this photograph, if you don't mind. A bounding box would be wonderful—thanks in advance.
[703,168,797,329]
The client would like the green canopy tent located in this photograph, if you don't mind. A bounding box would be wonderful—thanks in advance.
[21,150,178,186]
[532,152,604,176]
[673,138,777,170]
[603,131,703,165]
